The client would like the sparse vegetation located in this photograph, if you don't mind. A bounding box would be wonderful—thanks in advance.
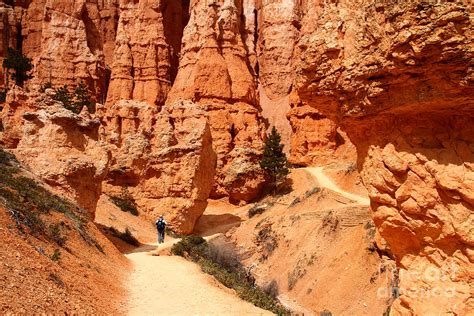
[260,127,289,193]
[287,256,310,291]
[110,187,138,216]
[255,225,278,261]
[3,48,33,87]
[48,273,65,287]
[345,162,357,174]
[53,82,95,114]
[289,197,301,207]
[0,148,102,253]
[108,227,140,246]
[287,270,298,290]
[320,310,333,316]
[39,82,52,93]
[171,236,289,315]
[51,249,61,261]
[0,88,7,104]
[262,279,279,298]
[304,186,321,198]
[49,223,67,246]
[248,203,272,218]
[321,210,339,232]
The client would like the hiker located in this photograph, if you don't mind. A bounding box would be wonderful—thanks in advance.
[155,215,167,244]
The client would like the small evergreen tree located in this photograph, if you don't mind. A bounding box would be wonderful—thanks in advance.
[0,89,7,104]
[260,127,289,190]
[3,48,33,87]
[53,85,74,111]
[74,82,95,113]
[53,82,95,114]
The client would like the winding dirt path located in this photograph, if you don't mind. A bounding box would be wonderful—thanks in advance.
[306,167,370,205]
[125,241,270,315]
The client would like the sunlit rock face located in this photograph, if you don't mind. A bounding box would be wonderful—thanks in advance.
[98,99,216,234]
[293,1,473,314]
[167,0,266,202]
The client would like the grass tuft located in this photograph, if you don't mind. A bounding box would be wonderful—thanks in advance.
[0,148,102,253]
[171,236,289,315]
[248,203,272,218]
[51,249,61,261]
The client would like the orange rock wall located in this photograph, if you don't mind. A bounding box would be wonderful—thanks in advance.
[2,3,473,309]
[294,1,473,314]
[0,87,110,214]
[98,100,216,234]
[167,0,266,202]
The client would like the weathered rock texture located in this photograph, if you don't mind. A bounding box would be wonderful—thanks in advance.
[3,2,473,312]
[98,100,216,234]
[257,0,301,99]
[106,0,187,106]
[287,93,356,166]
[167,0,266,202]
[0,87,110,214]
[0,3,19,87]
[294,1,473,314]
[25,1,112,99]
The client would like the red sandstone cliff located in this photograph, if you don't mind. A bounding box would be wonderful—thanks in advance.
[294,1,473,314]
[0,1,472,313]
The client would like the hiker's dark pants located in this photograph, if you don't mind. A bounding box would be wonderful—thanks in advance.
[158,230,165,244]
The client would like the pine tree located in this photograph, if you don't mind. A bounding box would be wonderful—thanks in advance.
[3,48,33,87]
[52,82,95,114]
[260,127,289,189]
[53,85,74,111]
[73,82,95,113]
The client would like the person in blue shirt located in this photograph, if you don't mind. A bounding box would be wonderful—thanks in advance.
[155,215,167,244]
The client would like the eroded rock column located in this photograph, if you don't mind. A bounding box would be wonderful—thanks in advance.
[167,0,266,203]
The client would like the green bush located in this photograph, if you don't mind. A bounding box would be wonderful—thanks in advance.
[53,82,95,114]
[51,249,61,262]
[170,235,207,257]
[74,82,96,113]
[171,236,289,315]
[3,48,33,87]
[49,223,67,246]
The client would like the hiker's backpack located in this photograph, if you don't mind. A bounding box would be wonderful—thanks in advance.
[156,219,165,231]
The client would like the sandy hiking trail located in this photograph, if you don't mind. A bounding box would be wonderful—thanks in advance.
[124,167,367,315]
[125,239,270,315]
[306,167,370,205]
